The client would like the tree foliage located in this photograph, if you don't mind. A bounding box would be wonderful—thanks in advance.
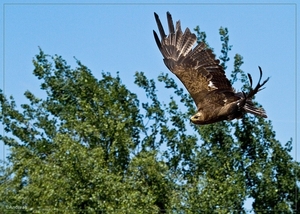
[0,27,299,213]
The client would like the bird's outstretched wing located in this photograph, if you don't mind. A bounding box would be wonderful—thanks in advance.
[153,12,235,109]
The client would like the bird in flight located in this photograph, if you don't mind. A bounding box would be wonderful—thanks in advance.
[153,12,269,125]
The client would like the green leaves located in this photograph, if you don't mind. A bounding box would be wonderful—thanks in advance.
[1,50,157,212]
[219,27,232,70]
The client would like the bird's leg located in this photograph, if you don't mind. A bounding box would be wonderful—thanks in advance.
[237,91,247,111]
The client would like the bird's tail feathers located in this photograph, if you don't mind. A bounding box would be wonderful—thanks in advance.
[243,100,267,118]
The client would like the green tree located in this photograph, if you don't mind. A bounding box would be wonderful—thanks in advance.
[0,27,299,214]
[0,51,172,213]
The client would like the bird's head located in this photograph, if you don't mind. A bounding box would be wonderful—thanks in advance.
[190,111,205,125]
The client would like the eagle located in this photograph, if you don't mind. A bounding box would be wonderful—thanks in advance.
[153,12,269,125]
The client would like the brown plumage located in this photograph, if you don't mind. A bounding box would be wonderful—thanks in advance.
[153,12,269,125]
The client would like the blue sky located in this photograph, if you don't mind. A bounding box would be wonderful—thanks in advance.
[0,0,298,212]
[1,0,299,194]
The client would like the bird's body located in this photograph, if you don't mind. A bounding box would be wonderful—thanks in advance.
[153,12,269,125]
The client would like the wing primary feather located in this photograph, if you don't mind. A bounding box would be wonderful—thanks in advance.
[175,20,183,48]
[167,12,175,34]
[246,66,270,99]
[247,73,253,87]
[180,28,196,57]
[258,66,263,82]
[153,30,162,51]
[154,12,166,39]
